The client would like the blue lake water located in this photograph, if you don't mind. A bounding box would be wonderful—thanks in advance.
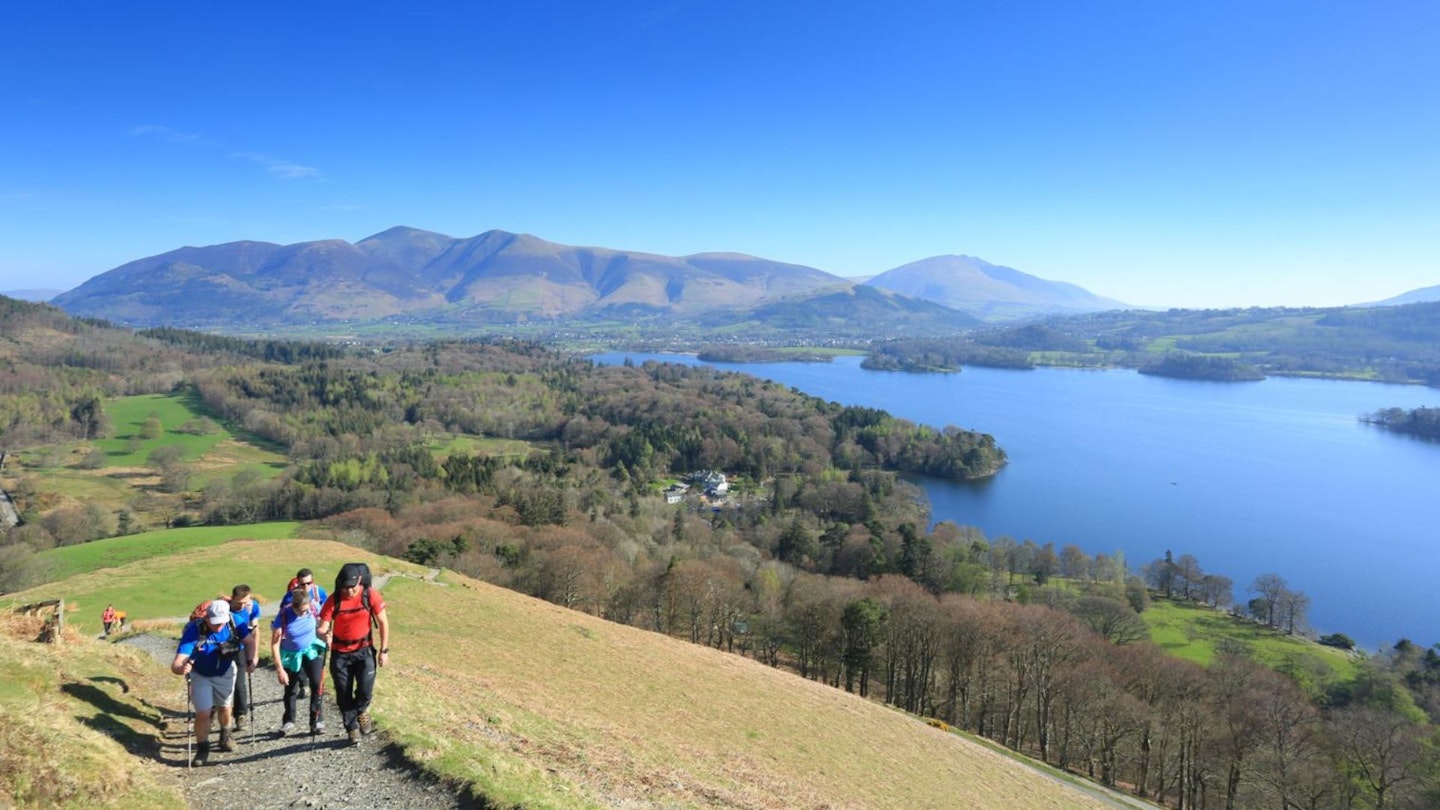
[593,352,1440,650]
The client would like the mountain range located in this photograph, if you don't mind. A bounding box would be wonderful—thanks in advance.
[49,227,1129,332]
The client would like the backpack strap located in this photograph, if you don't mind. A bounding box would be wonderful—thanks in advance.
[332,588,378,648]
[363,586,377,629]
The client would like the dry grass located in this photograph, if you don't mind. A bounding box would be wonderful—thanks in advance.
[379,573,1124,810]
[5,539,1133,810]
[0,613,183,809]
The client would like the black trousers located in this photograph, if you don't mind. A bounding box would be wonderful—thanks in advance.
[282,652,326,726]
[233,655,251,717]
[330,647,376,731]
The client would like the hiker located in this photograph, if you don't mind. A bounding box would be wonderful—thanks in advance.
[171,600,257,766]
[280,568,328,612]
[271,586,327,735]
[279,568,327,700]
[317,564,389,745]
[101,604,118,636]
[227,585,262,731]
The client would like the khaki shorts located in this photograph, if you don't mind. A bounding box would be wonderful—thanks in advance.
[191,668,237,713]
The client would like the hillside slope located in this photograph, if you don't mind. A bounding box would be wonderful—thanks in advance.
[5,537,1140,810]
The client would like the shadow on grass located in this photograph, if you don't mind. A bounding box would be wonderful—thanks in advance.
[91,675,130,693]
[63,680,166,760]
[63,681,156,726]
[79,711,163,760]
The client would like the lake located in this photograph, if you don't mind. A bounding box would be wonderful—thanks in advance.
[593,352,1440,650]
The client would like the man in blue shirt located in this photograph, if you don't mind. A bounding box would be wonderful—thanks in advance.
[227,584,262,731]
[171,600,257,766]
[280,568,329,613]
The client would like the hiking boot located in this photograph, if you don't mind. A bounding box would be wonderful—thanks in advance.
[191,743,210,767]
[347,727,360,745]
[233,713,248,731]
[311,719,325,735]
[219,729,237,753]
[358,712,373,735]
[281,721,296,735]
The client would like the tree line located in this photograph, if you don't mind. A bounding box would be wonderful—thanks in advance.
[1362,407,1440,439]
[310,497,1440,809]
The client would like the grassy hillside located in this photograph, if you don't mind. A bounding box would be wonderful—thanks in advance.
[4,538,1140,810]
[0,613,184,808]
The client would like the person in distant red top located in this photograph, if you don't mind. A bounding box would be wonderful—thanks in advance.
[317,568,390,745]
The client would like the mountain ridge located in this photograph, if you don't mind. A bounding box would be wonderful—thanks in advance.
[53,227,849,329]
[864,254,1130,322]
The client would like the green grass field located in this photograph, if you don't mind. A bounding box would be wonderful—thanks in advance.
[1144,597,1359,686]
[34,522,301,586]
[94,393,232,466]
[428,434,535,460]
[8,392,290,533]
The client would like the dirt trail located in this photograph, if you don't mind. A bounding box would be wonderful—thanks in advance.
[123,568,471,810]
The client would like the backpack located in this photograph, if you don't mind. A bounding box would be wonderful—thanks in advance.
[190,598,236,628]
[331,562,379,646]
[188,599,240,658]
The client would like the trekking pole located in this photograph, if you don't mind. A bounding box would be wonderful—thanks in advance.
[247,667,255,748]
[185,675,193,771]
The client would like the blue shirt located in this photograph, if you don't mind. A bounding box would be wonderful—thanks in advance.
[279,584,328,615]
[233,599,262,632]
[270,603,319,653]
[177,620,251,678]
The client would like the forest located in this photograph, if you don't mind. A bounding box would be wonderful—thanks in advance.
[3,295,1440,809]
[1138,352,1266,382]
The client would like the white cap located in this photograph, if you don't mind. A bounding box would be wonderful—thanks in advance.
[206,600,231,626]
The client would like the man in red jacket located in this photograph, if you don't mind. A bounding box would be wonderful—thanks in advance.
[317,569,390,745]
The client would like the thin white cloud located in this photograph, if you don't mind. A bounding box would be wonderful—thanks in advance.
[129,124,207,145]
[129,124,320,180]
[231,151,322,180]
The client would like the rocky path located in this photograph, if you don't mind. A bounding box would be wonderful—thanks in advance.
[123,569,471,810]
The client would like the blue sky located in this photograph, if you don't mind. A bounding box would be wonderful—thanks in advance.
[2,1,1436,308]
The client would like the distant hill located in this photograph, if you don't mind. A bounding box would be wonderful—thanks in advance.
[1366,283,1440,307]
[701,282,980,334]
[864,255,1131,322]
[51,227,846,330]
[1,288,62,302]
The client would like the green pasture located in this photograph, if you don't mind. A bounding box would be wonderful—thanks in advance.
[94,392,229,466]
[34,522,300,583]
[429,434,535,460]
[1144,598,1359,685]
